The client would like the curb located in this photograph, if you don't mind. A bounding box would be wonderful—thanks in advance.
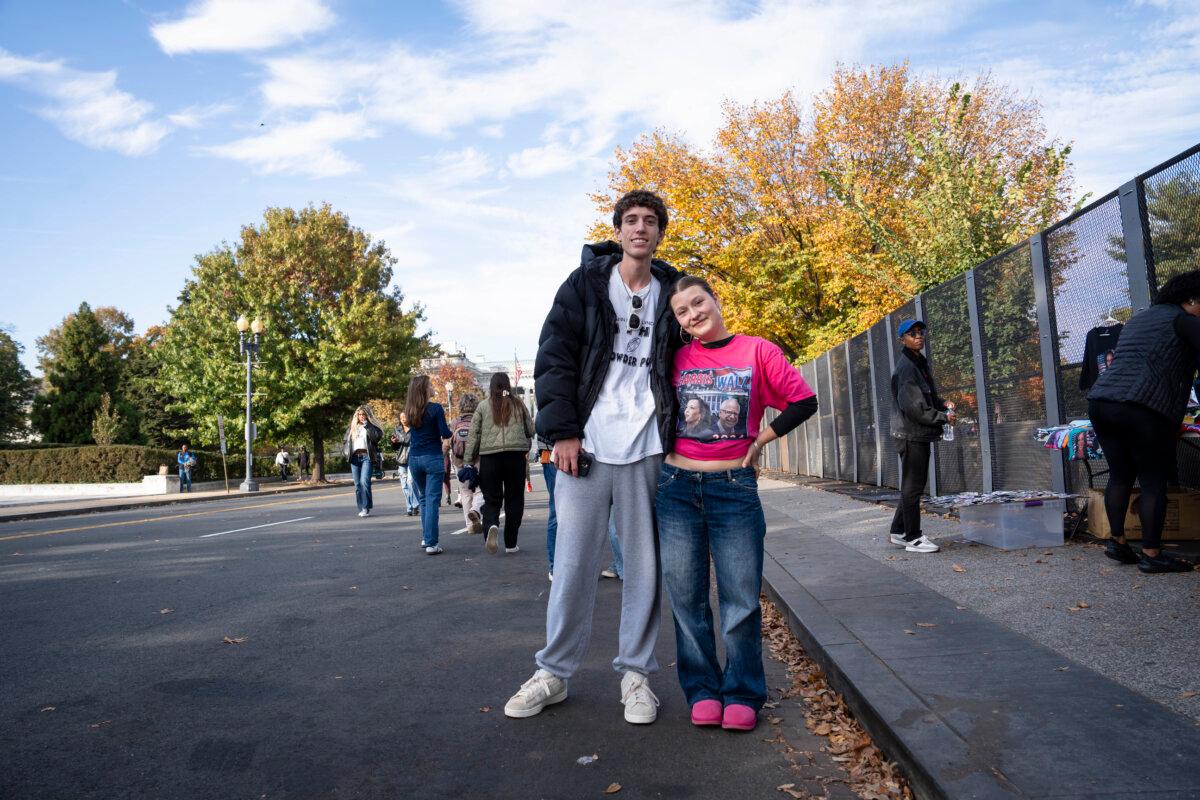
[0,480,350,524]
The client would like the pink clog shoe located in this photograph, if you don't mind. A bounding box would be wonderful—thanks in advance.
[721,703,757,731]
[690,699,722,727]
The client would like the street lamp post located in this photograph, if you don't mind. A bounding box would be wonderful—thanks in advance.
[236,315,266,493]
[445,381,454,415]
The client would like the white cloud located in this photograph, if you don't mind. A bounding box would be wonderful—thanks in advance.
[151,0,335,55]
[0,49,171,156]
[199,111,376,177]
[167,101,235,128]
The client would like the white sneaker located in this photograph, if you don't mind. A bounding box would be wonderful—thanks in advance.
[468,509,483,534]
[620,671,659,724]
[425,544,444,555]
[600,568,618,579]
[548,572,554,582]
[486,525,499,554]
[357,510,367,518]
[505,546,520,553]
[888,533,908,547]
[504,669,567,718]
[905,535,940,553]
[362,509,370,517]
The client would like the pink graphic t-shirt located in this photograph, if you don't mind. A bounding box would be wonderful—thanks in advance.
[671,335,815,461]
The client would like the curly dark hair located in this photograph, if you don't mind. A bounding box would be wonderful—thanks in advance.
[1154,269,1200,305]
[612,190,669,233]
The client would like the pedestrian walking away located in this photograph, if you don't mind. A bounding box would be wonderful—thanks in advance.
[889,319,955,554]
[658,275,817,732]
[1088,269,1200,574]
[449,394,486,534]
[275,447,290,482]
[538,435,559,581]
[343,405,383,517]
[297,446,309,481]
[505,189,683,726]
[405,375,452,554]
[466,373,535,555]
[390,413,418,516]
[176,444,196,492]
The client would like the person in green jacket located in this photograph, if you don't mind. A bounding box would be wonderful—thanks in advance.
[466,372,536,555]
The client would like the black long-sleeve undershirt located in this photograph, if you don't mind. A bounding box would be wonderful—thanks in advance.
[769,396,818,438]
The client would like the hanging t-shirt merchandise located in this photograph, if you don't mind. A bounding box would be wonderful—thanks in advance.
[582,268,664,465]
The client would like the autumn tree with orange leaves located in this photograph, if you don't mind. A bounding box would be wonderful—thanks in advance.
[591,64,1080,361]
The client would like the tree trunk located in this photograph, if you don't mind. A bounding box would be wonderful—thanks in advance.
[312,424,326,482]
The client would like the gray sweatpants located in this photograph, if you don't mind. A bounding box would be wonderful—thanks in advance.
[536,455,662,679]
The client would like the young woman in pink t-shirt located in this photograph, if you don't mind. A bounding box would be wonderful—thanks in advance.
[658,276,817,731]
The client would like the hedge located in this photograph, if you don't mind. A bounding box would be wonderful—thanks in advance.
[0,445,274,485]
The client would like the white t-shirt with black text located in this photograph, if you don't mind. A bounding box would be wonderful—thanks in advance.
[583,267,664,465]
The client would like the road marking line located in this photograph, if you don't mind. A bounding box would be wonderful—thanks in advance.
[200,516,315,538]
[0,486,398,543]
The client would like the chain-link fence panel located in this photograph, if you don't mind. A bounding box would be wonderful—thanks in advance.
[869,319,898,488]
[815,353,837,477]
[848,332,876,485]
[1045,193,1126,491]
[829,345,854,480]
[802,361,821,476]
[975,244,1051,489]
[923,275,983,494]
[1145,147,1200,290]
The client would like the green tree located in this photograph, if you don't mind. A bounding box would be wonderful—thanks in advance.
[36,306,135,385]
[157,204,430,481]
[0,329,37,443]
[120,326,194,446]
[91,392,122,445]
[30,302,124,443]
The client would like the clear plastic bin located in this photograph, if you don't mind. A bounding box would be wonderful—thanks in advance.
[958,499,1066,550]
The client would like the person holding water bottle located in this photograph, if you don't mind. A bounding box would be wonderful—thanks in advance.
[888,319,954,554]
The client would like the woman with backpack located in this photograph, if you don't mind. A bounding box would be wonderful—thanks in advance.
[449,394,486,534]
[405,375,453,554]
[466,372,535,555]
[343,405,383,518]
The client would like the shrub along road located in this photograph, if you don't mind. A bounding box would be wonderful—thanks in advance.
[0,479,854,800]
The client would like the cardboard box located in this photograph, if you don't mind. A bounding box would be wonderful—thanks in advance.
[1086,488,1200,540]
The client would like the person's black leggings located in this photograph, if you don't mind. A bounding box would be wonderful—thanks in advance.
[1088,399,1176,550]
[479,450,527,549]
[890,439,931,541]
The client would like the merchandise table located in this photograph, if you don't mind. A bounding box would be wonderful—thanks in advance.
[1035,419,1200,489]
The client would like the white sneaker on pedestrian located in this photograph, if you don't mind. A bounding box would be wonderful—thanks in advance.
[362,509,370,517]
[548,572,554,582]
[468,509,483,534]
[505,546,520,553]
[620,671,659,724]
[600,568,618,579]
[905,535,939,553]
[504,669,567,718]
[425,544,444,555]
[486,525,499,554]
[888,533,907,547]
[357,510,367,518]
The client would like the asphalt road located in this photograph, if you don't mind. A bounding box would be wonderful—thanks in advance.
[0,477,851,800]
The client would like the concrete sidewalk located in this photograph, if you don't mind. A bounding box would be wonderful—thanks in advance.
[757,477,1200,798]
[0,476,355,523]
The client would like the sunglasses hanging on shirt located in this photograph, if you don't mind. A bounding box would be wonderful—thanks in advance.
[628,294,642,331]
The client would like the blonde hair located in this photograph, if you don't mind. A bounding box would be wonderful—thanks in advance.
[346,404,381,438]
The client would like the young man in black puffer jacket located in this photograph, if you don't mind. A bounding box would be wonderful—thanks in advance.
[889,319,955,554]
[505,190,684,725]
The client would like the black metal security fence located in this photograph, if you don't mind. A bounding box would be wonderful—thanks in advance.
[763,142,1200,496]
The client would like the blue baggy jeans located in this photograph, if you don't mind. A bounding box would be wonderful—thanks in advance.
[409,453,445,547]
[656,464,767,710]
[350,453,373,511]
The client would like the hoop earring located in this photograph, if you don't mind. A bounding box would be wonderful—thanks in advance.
[679,328,692,344]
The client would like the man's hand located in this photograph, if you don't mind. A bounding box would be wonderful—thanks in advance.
[553,438,582,476]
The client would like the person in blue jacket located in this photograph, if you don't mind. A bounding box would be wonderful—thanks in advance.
[404,374,452,554]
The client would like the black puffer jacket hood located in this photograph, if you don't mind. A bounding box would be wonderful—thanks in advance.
[534,241,684,450]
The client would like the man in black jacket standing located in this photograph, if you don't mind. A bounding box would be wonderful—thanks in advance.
[505,190,683,725]
[889,319,954,554]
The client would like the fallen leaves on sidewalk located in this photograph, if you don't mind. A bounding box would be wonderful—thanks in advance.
[604,782,622,794]
[762,598,913,800]
[915,623,936,628]
[1067,601,1090,613]
[952,564,967,573]
[159,608,173,615]
[777,784,810,799]
[222,636,248,644]
[478,706,491,713]
[1181,691,1198,699]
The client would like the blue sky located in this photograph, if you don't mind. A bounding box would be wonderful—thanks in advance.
[2,0,1198,374]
